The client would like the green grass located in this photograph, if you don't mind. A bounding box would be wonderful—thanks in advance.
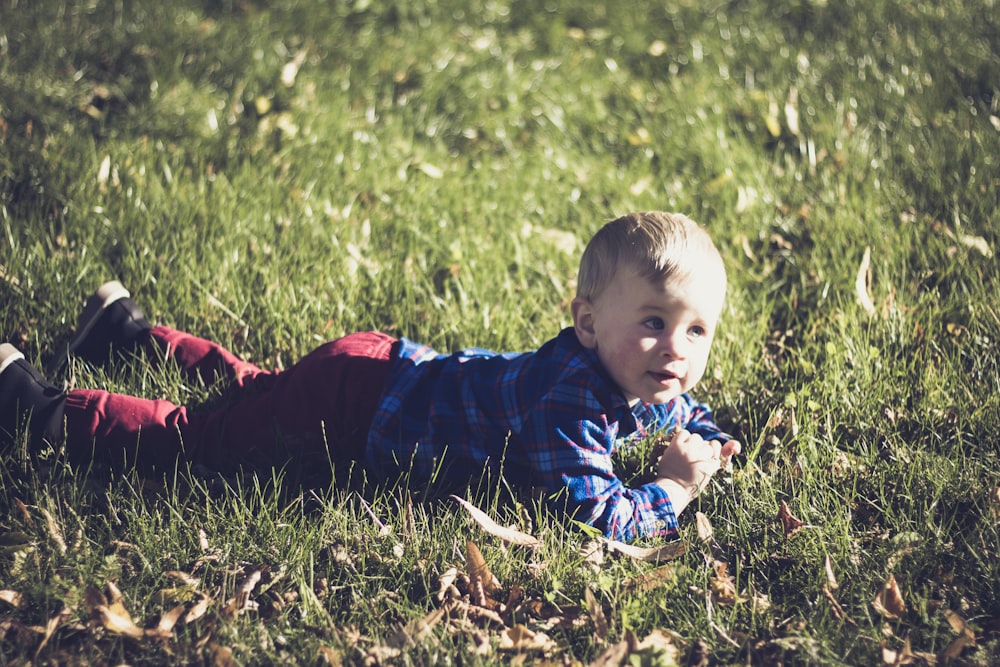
[1,0,998,664]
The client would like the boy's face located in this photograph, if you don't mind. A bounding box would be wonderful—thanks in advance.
[572,264,726,405]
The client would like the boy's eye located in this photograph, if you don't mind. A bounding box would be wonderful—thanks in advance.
[689,325,707,338]
[643,317,665,330]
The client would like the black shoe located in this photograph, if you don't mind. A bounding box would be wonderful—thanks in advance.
[67,280,152,365]
[0,343,65,447]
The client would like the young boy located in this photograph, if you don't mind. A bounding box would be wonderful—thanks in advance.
[0,211,740,542]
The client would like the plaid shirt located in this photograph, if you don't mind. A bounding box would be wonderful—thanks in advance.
[366,327,730,541]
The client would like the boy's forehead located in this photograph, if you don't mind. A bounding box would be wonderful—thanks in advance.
[618,261,726,294]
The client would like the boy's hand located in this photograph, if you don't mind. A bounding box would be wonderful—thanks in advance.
[655,429,741,516]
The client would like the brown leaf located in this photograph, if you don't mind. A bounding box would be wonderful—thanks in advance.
[941,632,976,661]
[822,585,857,626]
[183,592,212,624]
[605,538,687,562]
[872,574,906,619]
[776,500,804,538]
[0,590,22,608]
[587,631,634,667]
[710,560,742,605]
[93,603,146,639]
[584,587,608,640]
[635,628,680,660]
[887,635,938,665]
[451,496,540,547]
[944,609,967,634]
[317,645,343,666]
[32,606,74,660]
[13,498,32,526]
[164,570,201,587]
[157,605,186,634]
[437,567,461,602]
[211,643,238,667]
[223,566,265,618]
[443,598,505,627]
[82,581,172,641]
[497,624,557,652]
[941,609,977,660]
[386,606,446,649]
[882,642,898,665]
[466,541,501,598]
[687,637,710,667]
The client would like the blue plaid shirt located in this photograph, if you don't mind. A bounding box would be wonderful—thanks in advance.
[366,327,730,541]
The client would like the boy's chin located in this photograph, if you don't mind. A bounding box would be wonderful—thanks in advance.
[629,388,682,406]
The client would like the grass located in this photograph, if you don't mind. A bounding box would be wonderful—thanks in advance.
[1,0,998,664]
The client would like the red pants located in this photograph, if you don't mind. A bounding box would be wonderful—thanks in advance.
[61,326,397,473]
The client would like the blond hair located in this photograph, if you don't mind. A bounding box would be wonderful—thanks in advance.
[576,212,725,300]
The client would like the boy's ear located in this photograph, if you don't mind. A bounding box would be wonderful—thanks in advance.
[571,297,598,349]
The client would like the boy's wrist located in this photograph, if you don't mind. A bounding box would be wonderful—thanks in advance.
[656,477,695,515]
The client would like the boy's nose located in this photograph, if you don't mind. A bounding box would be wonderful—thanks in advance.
[660,329,687,359]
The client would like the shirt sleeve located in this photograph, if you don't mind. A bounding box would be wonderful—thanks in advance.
[521,393,680,542]
[641,394,733,443]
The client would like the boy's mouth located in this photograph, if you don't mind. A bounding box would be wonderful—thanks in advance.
[650,370,680,383]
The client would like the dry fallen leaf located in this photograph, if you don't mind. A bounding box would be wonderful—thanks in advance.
[223,566,265,618]
[386,607,446,649]
[587,632,633,667]
[856,246,877,316]
[584,587,609,640]
[156,604,186,634]
[39,508,67,556]
[604,538,687,562]
[183,591,212,624]
[941,609,977,660]
[944,609,967,634]
[776,500,805,538]
[0,590,22,608]
[824,555,839,590]
[437,567,461,602]
[822,585,857,626]
[466,540,502,598]
[211,643,238,667]
[941,631,976,661]
[498,624,557,652]
[636,629,681,663]
[85,585,168,640]
[317,645,342,666]
[450,496,540,547]
[33,606,74,660]
[710,560,743,605]
[959,233,992,258]
[13,498,32,526]
[695,512,714,545]
[580,539,605,573]
[872,573,906,619]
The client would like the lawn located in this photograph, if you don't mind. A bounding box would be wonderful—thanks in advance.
[1,0,998,664]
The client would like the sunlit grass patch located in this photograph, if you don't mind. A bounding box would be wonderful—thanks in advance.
[2,0,998,664]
